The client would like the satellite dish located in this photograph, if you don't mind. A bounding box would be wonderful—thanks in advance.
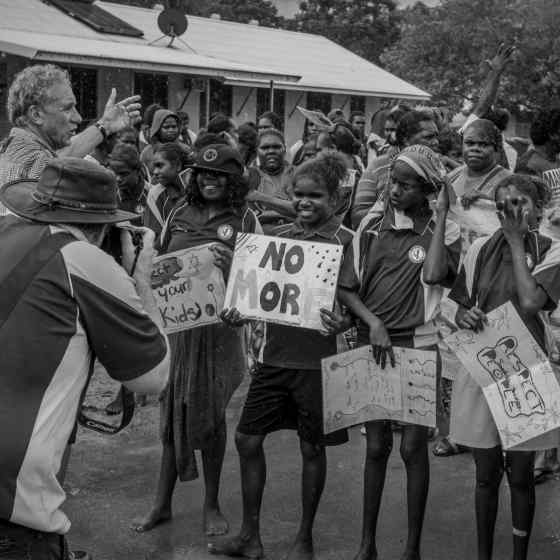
[157,8,188,38]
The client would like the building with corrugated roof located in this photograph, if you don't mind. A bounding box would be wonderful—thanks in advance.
[0,0,430,145]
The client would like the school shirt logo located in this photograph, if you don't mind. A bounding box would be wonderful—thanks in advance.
[217,224,234,241]
[408,245,426,264]
[203,148,218,162]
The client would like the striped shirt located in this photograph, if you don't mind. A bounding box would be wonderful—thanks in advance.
[0,127,57,215]
[0,216,168,534]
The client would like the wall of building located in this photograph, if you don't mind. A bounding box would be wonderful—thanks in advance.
[0,55,437,152]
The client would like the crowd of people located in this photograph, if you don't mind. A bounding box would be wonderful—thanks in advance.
[2,43,560,560]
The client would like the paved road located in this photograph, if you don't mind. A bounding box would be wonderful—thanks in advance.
[65,379,560,560]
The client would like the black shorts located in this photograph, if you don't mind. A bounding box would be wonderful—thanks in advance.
[237,364,348,446]
[0,520,69,559]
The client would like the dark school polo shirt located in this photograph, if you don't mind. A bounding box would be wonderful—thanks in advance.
[449,229,560,349]
[258,217,354,370]
[164,201,260,253]
[339,206,461,343]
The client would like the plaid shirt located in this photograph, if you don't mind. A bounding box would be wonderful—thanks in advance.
[0,127,57,216]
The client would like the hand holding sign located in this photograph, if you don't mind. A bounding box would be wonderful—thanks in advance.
[151,244,225,333]
[224,233,343,330]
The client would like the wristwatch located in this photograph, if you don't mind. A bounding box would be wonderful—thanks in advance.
[94,121,108,141]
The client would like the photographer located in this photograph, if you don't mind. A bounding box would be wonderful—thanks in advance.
[0,157,169,559]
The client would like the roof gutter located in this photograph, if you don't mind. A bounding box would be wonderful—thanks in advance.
[223,78,431,101]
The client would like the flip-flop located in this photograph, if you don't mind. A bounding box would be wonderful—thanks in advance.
[432,437,467,457]
[69,552,92,560]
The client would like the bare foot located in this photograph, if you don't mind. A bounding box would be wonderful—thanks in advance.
[204,506,230,536]
[130,506,172,532]
[352,545,378,560]
[208,534,264,559]
[285,538,314,560]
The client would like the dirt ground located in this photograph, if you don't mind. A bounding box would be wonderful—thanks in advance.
[64,373,560,560]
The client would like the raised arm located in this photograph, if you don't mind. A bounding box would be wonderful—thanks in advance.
[424,182,454,284]
[469,44,515,119]
[58,89,141,158]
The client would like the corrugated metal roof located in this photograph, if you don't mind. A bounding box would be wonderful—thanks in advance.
[99,1,429,100]
[0,0,298,82]
[0,0,429,100]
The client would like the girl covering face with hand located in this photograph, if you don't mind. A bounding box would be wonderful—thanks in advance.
[444,174,560,560]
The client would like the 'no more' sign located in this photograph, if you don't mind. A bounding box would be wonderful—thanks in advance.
[224,233,342,330]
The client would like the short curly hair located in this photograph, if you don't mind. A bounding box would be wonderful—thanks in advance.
[7,64,72,126]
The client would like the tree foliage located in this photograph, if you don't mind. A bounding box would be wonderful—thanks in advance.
[380,0,560,112]
[186,0,281,26]
[287,0,401,64]
[104,0,281,26]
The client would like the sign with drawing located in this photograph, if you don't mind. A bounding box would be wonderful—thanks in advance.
[224,233,342,330]
[445,302,560,449]
[151,243,225,334]
[322,345,437,433]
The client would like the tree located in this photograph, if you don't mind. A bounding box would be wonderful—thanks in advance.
[103,0,282,27]
[287,0,401,64]
[380,0,560,112]
[187,0,281,27]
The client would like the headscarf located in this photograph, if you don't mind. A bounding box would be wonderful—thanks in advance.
[394,144,448,192]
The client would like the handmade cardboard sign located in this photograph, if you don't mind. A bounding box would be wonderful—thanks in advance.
[322,346,437,434]
[445,302,560,449]
[151,243,224,334]
[224,233,342,330]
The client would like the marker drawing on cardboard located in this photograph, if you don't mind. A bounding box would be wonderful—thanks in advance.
[322,345,437,434]
[445,301,560,449]
[151,243,225,334]
[224,233,342,330]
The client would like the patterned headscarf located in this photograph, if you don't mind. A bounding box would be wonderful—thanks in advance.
[394,144,448,192]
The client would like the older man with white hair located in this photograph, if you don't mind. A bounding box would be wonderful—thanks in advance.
[0,63,141,214]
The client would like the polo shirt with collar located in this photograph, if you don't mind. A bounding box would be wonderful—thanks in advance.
[257,217,354,370]
[163,202,261,253]
[339,205,461,345]
[0,127,58,215]
[0,217,167,534]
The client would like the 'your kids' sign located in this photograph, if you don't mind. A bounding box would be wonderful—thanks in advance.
[151,244,225,334]
[224,233,342,330]
[445,302,560,449]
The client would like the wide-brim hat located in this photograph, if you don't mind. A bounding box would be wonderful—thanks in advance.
[0,157,139,224]
[188,144,244,176]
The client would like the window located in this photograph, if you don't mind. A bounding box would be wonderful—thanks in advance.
[69,67,98,127]
[256,88,286,130]
[134,73,168,108]
[49,0,143,37]
[306,92,331,115]
[199,80,233,128]
[350,96,366,114]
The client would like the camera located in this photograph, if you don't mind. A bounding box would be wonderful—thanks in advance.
[101,224,143,265]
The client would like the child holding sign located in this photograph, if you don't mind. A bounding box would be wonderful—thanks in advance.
[210,153,353,560]
[443,174,560,560]
[338,145,461,560]
[133,144,260,536]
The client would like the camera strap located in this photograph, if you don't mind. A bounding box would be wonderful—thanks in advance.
[77,359,136,435]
